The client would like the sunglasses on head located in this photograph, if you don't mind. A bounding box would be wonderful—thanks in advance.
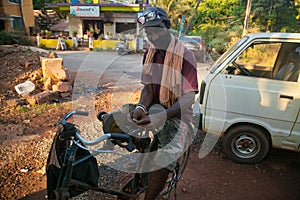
[137,11,162,25]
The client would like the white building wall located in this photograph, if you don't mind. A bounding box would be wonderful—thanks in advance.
[104,22,115,36]
[113,12,137,23]
[69,16,83,37]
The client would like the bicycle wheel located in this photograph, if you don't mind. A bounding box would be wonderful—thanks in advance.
[124,146,191,200]
[125,142,191,200]
[158,146,191,199]
[118,129,191,200]
[117,130,157,200]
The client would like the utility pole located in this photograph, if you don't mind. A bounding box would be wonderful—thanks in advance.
[136,0,144,52]
[242,0,252,37]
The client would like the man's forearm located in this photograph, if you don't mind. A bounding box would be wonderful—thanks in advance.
[138,86,196,120]
[139,85,153,109]
[166,91,196,120]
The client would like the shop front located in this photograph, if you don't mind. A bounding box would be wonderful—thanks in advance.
[47,3,147,50]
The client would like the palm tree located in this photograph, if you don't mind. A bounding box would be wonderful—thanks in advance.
[156,0,194,32]
[184,0,201,35]
[242,0,252,36]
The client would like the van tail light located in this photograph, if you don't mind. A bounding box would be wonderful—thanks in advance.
[199,81,206,104]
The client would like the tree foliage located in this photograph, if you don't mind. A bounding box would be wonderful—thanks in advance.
[154,0,196,30]
[251,0,298,32]
[190,0,246,51]
[196,0,244,25]
[0,31,33,45]
[33,0,67,10]
[161,0,300,53]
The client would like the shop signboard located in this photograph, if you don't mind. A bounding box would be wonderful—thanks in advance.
[70,6,100,17]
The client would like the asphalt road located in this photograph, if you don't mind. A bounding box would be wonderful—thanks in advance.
[58,51,141,72]
[57,51,142,87]
[57,50,210,115]
[57,50,210,95]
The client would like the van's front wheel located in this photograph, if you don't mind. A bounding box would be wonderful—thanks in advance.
[222,125,270,164]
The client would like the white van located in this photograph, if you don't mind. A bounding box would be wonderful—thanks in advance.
[198,33,300,164]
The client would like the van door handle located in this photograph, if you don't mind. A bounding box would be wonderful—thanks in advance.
[279,94,294,100]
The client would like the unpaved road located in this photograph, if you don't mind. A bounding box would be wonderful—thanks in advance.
[1,47,299,200]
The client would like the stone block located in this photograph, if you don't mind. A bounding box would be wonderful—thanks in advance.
[27,91,59,105]
[52,81,73,92]
[60,92,71,98]
[44,77,53,91]
[40,57,68,81]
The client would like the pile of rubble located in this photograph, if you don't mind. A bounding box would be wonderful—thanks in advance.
[0,45,74,107]
[25,52,73,105]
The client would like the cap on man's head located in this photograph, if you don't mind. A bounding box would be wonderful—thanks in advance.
[137,6,170,29]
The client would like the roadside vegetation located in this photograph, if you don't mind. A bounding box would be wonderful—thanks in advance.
[157,0,300,54]
[0,30,33,46]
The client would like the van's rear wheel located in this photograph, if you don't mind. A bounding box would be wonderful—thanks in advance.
[222,125,270,164]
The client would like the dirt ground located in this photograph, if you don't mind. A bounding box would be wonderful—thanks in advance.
[0,45,299,200]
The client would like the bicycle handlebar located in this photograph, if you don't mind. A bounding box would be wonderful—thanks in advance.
[75,110,89,116]
[61,111,136,152]
[61,110,89,125]
[110,133,131,141]
[75,132,131,146]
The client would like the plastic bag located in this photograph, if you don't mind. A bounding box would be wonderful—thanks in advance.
[15,80,35,95]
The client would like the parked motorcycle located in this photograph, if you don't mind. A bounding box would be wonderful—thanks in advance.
[116,38,134,55]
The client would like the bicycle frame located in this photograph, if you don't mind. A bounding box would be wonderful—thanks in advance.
[55,140,145,199]
[48,110,191,200]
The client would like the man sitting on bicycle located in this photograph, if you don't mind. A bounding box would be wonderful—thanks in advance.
[130,6,199,200]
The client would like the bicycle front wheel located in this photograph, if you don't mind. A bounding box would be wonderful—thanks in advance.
[158,146,191,199]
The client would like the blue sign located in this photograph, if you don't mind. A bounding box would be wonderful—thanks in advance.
[137,11,143,18]
[179,15,185,37]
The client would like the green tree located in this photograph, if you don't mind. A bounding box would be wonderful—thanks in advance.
[154,0,195,32]
[184,0,202,34]
[191,0,245,51]
[194,0,245,25]
[251,0,298,32]
[33,0,51,10]
[186,0,299,52]
[33,0,68,10]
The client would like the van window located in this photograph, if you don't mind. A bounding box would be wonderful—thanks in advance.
[237,43,280,68]
[224,42,300,82]
[210,36,249,73]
